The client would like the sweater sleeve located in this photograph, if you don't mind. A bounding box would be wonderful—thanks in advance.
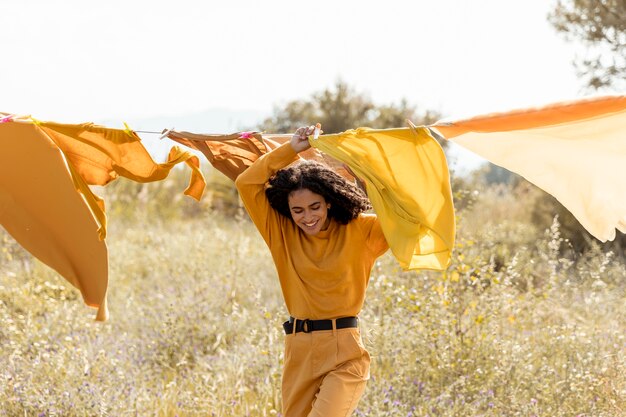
[358,213,390,258]
[234,142,300,245]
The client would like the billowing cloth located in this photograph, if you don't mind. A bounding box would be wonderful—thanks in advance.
[171,127,454,270]
[38,120,205,239]
[1,117,207,320]
[166,130,355,181]
[1,121,109,320]
[5,94,622,322]
[433,95,626,242]
[166,130,277,181]
[311,125,455,271]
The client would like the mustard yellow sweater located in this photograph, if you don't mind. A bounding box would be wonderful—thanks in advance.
[235,142,389,319]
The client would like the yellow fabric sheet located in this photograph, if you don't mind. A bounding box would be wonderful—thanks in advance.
[433,95,626,242]
[311,125,455,271]
[1,118,207,320]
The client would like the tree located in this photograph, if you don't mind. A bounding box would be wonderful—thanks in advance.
[479,163,520,186]
[548,0,626,90]
[258,80,441,135]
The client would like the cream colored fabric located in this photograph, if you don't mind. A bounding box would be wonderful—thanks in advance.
[433,95,626,242]
[311,126,455,271]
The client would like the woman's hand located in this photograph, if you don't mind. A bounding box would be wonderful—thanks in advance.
[290,125,316,153]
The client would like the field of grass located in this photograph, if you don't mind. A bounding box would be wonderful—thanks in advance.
[1,179,625,416]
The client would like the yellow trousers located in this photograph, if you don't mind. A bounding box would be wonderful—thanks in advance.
[282,326,370,417]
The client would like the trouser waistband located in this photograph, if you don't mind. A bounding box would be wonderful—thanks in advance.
[282,316,358,334]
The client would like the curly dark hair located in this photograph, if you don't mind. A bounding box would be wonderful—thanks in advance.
[265,160,372,224]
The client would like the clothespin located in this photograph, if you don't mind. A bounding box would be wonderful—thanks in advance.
[0,114,35,123]
[159,127,174,140]
[312,123,322,140]
[123,122,135,137]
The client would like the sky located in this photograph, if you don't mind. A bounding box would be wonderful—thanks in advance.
[0,0,615,169]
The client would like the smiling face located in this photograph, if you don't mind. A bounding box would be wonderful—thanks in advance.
[288,188,331,235]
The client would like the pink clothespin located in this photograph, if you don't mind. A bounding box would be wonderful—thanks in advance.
[239,131,254,139]
[0,114,14,123]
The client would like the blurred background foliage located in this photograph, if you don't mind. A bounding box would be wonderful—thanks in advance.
[258,80,442,136]
[549,0,626,90]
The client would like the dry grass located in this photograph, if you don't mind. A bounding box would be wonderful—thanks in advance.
[1,185,625,416]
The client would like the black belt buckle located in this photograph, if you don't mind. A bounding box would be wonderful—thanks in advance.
[300,319,312,333]
[282,320,291,334]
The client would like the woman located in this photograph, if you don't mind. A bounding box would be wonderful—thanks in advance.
[235,125,389,417]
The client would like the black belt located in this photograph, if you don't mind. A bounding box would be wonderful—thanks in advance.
[282,316,358,334]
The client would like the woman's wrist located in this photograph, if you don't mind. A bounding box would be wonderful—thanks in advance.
[290,125,315,153]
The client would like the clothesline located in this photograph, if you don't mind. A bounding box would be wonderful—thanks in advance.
[134,128,175,140]
[134,130,163,134]
[2,94,625,322]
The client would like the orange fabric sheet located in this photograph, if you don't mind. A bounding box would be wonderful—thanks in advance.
[1,121,109,320]
[433,95,626,242]
[166,130,355,181]
[434,95,626,137]
[39,121,205,240]
[1,117,207,320]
